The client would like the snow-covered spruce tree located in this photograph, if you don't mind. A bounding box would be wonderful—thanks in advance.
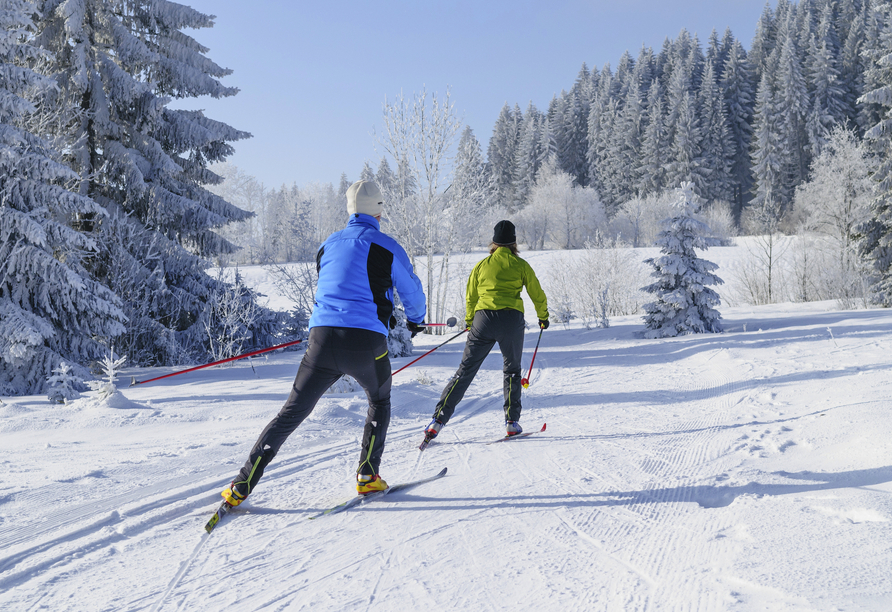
[642,183,723,339]
[855,0,892,306]
[512,102,544,210]
[487,103,521,210]
[1,0,127,394]
[31,0,262,366]
[46,361,85,403]
[697,58,735,205]
[721,38,755,219]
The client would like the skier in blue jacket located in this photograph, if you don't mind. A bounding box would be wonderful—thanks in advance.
[222,180,426,504]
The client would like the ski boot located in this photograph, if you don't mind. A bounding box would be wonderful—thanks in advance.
[357,473,389,495]
[424,419,443,441]
[506,421,523,437]
[419,419,443,450]
[221,481,248,507]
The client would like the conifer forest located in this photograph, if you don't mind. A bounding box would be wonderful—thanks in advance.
[4,0,892,395]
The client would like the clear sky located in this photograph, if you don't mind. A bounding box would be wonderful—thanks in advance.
[178,1,774,190]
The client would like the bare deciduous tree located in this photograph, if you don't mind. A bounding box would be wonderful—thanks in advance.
[377,87,463,327]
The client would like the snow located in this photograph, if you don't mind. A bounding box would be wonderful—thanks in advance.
[2,252,892,611]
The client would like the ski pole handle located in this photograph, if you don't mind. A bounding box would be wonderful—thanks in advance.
[422,317,458,327]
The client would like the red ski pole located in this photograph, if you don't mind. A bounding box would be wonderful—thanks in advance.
[521,325,545,388]
[129,338,304,386]
[392,328,468,376]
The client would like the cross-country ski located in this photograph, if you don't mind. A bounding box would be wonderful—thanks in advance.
[309,467,448,519]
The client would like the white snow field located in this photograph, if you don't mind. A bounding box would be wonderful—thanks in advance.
[2,250,892,611]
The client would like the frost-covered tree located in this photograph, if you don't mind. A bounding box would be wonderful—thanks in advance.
[775,17,811,208]
[750,3,778,78]
[30,0,260,366]
[698,59,735,204]
[487,103,522,209]
[610,191,676,248]
[206,162,266,265]
[452,126,493,246]
[637,79,668,197]
[664,92,707,197]
[46,361,85,403]
[1,0,127,394]
[722,38,755,217]
[793,127,872,304]
[428,126,493,327]
[855,0,892,306]
[806,4,848,158]
[642,183,723,338]
[519,157,607,250]
[378,86,462,327]
[512,102,544,209]
[751,70,785,218]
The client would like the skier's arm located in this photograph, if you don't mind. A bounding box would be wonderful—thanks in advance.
[465,265,480,328]
[523,262,549,322]
[391,245,426,324]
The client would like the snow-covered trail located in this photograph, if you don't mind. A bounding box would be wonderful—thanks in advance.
[1,304,891,611]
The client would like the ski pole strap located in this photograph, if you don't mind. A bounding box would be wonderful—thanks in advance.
[392,328,468,376]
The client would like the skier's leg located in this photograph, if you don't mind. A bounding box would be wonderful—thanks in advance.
[432,311,496,424]
[230,328,340,496]
[336,329,393,477]
[496,310,525,423]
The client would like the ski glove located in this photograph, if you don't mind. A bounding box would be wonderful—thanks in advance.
[538,319,549,330]
[407,321,425,338]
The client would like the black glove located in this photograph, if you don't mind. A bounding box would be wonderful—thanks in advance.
[389,315,397,330]
[407,321,425,338]
[538,319,549,330]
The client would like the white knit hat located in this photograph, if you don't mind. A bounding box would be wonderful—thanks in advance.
[346,180,384,217]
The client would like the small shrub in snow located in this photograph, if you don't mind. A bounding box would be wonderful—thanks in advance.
[205,268,261,362]
[642,183,724,338]
[97,349,127,401]
[326,375,359,394]
[46,362,84,404]
[571,232,649,329]
[387,297,414,359]
[545,257,575,327]
[415,370,433,386]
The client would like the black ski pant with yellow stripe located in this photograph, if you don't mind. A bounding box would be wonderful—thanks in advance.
[231,326,392,497]
[432,309,525,425]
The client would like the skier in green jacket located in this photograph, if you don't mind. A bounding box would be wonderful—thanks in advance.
[422,220,548,443]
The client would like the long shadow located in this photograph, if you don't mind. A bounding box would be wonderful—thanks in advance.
[352,465,892,513]
[527,363,890,410]
[538,308,892,359]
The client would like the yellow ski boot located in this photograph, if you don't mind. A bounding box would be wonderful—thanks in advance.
[221,482,248,507]
[357,474,389,495]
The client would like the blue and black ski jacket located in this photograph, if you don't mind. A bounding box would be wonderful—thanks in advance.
[309,214,425,336]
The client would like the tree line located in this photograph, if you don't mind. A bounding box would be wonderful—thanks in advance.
[5,0,892,396]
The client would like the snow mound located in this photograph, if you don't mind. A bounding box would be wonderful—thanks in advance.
[70,389,148,411]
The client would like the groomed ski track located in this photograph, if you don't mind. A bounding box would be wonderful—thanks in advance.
[1,304,891,610]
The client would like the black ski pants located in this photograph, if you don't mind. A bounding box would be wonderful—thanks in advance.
[232,326,392,496]
[432,309,525,425]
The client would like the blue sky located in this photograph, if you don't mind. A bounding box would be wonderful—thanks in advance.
[179,1,774,190]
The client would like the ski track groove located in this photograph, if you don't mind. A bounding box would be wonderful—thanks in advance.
[509,353,750,611]
[0,433,377,595]
[620,367,746,610]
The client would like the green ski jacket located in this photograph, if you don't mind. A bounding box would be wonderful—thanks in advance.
[465,247,549,327]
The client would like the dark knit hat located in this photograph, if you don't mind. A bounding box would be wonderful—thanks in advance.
[492,220,516,245]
